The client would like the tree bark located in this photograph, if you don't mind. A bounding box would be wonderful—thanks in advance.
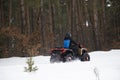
[26,7,30,34]
[0,0,4,27]
[93,0,100,50]
[76,0,85,44]
[40,0,45,47]
[9,0,12,27]
[48,0,54,47]
[20,0,26,34]
[101,0,106,49]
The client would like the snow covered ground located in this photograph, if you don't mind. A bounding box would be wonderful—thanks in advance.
[0,49,120,80]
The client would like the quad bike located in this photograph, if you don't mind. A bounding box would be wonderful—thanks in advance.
[50,45,90,63]
[50,47,74,63]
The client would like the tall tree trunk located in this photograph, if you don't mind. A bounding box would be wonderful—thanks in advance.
[0,0,4,27]
[26,7,30,34]
[67,0,72,32]
[9,0,12,27]
[8,0,12,27]
[20,0,26,34]
[73,0,78,41]
[51,3,56,47]
[0,0,2,27]
[76,0,80,41]
[40,0,45,47]
[93,0,100,50]
[76,0,85,45]
[71,0,74,35]
[48,0,54,47]
[101,0,106,49]
[83,0,89,47]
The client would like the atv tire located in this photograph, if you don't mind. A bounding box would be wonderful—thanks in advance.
[65,53,73,62]
[50,53,61,63]
[81,53,90,61]
[63,51,74,62]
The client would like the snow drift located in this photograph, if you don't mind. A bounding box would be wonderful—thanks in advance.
[0,49,120,80]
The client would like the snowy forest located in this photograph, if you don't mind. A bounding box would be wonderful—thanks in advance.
[0,0,120,58]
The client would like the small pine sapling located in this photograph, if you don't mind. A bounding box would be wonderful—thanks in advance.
[25,57,38,72]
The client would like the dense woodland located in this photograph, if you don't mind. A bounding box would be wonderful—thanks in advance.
[0,0,120,58]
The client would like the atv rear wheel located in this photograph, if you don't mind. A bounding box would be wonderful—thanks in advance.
[50,53,61,63]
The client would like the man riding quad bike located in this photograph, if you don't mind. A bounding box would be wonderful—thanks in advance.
[50,32,90,63]
[50,44,90,63]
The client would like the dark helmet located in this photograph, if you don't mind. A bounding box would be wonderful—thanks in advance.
[65,32,71,38]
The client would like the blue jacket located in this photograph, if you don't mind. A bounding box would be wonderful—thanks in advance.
[63,36,77,49]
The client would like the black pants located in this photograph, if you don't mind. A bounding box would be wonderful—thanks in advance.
[70,45,79,57]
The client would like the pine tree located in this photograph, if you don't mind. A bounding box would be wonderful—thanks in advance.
[24,57,38,72]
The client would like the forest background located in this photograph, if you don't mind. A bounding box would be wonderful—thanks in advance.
[0,0,120,58]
